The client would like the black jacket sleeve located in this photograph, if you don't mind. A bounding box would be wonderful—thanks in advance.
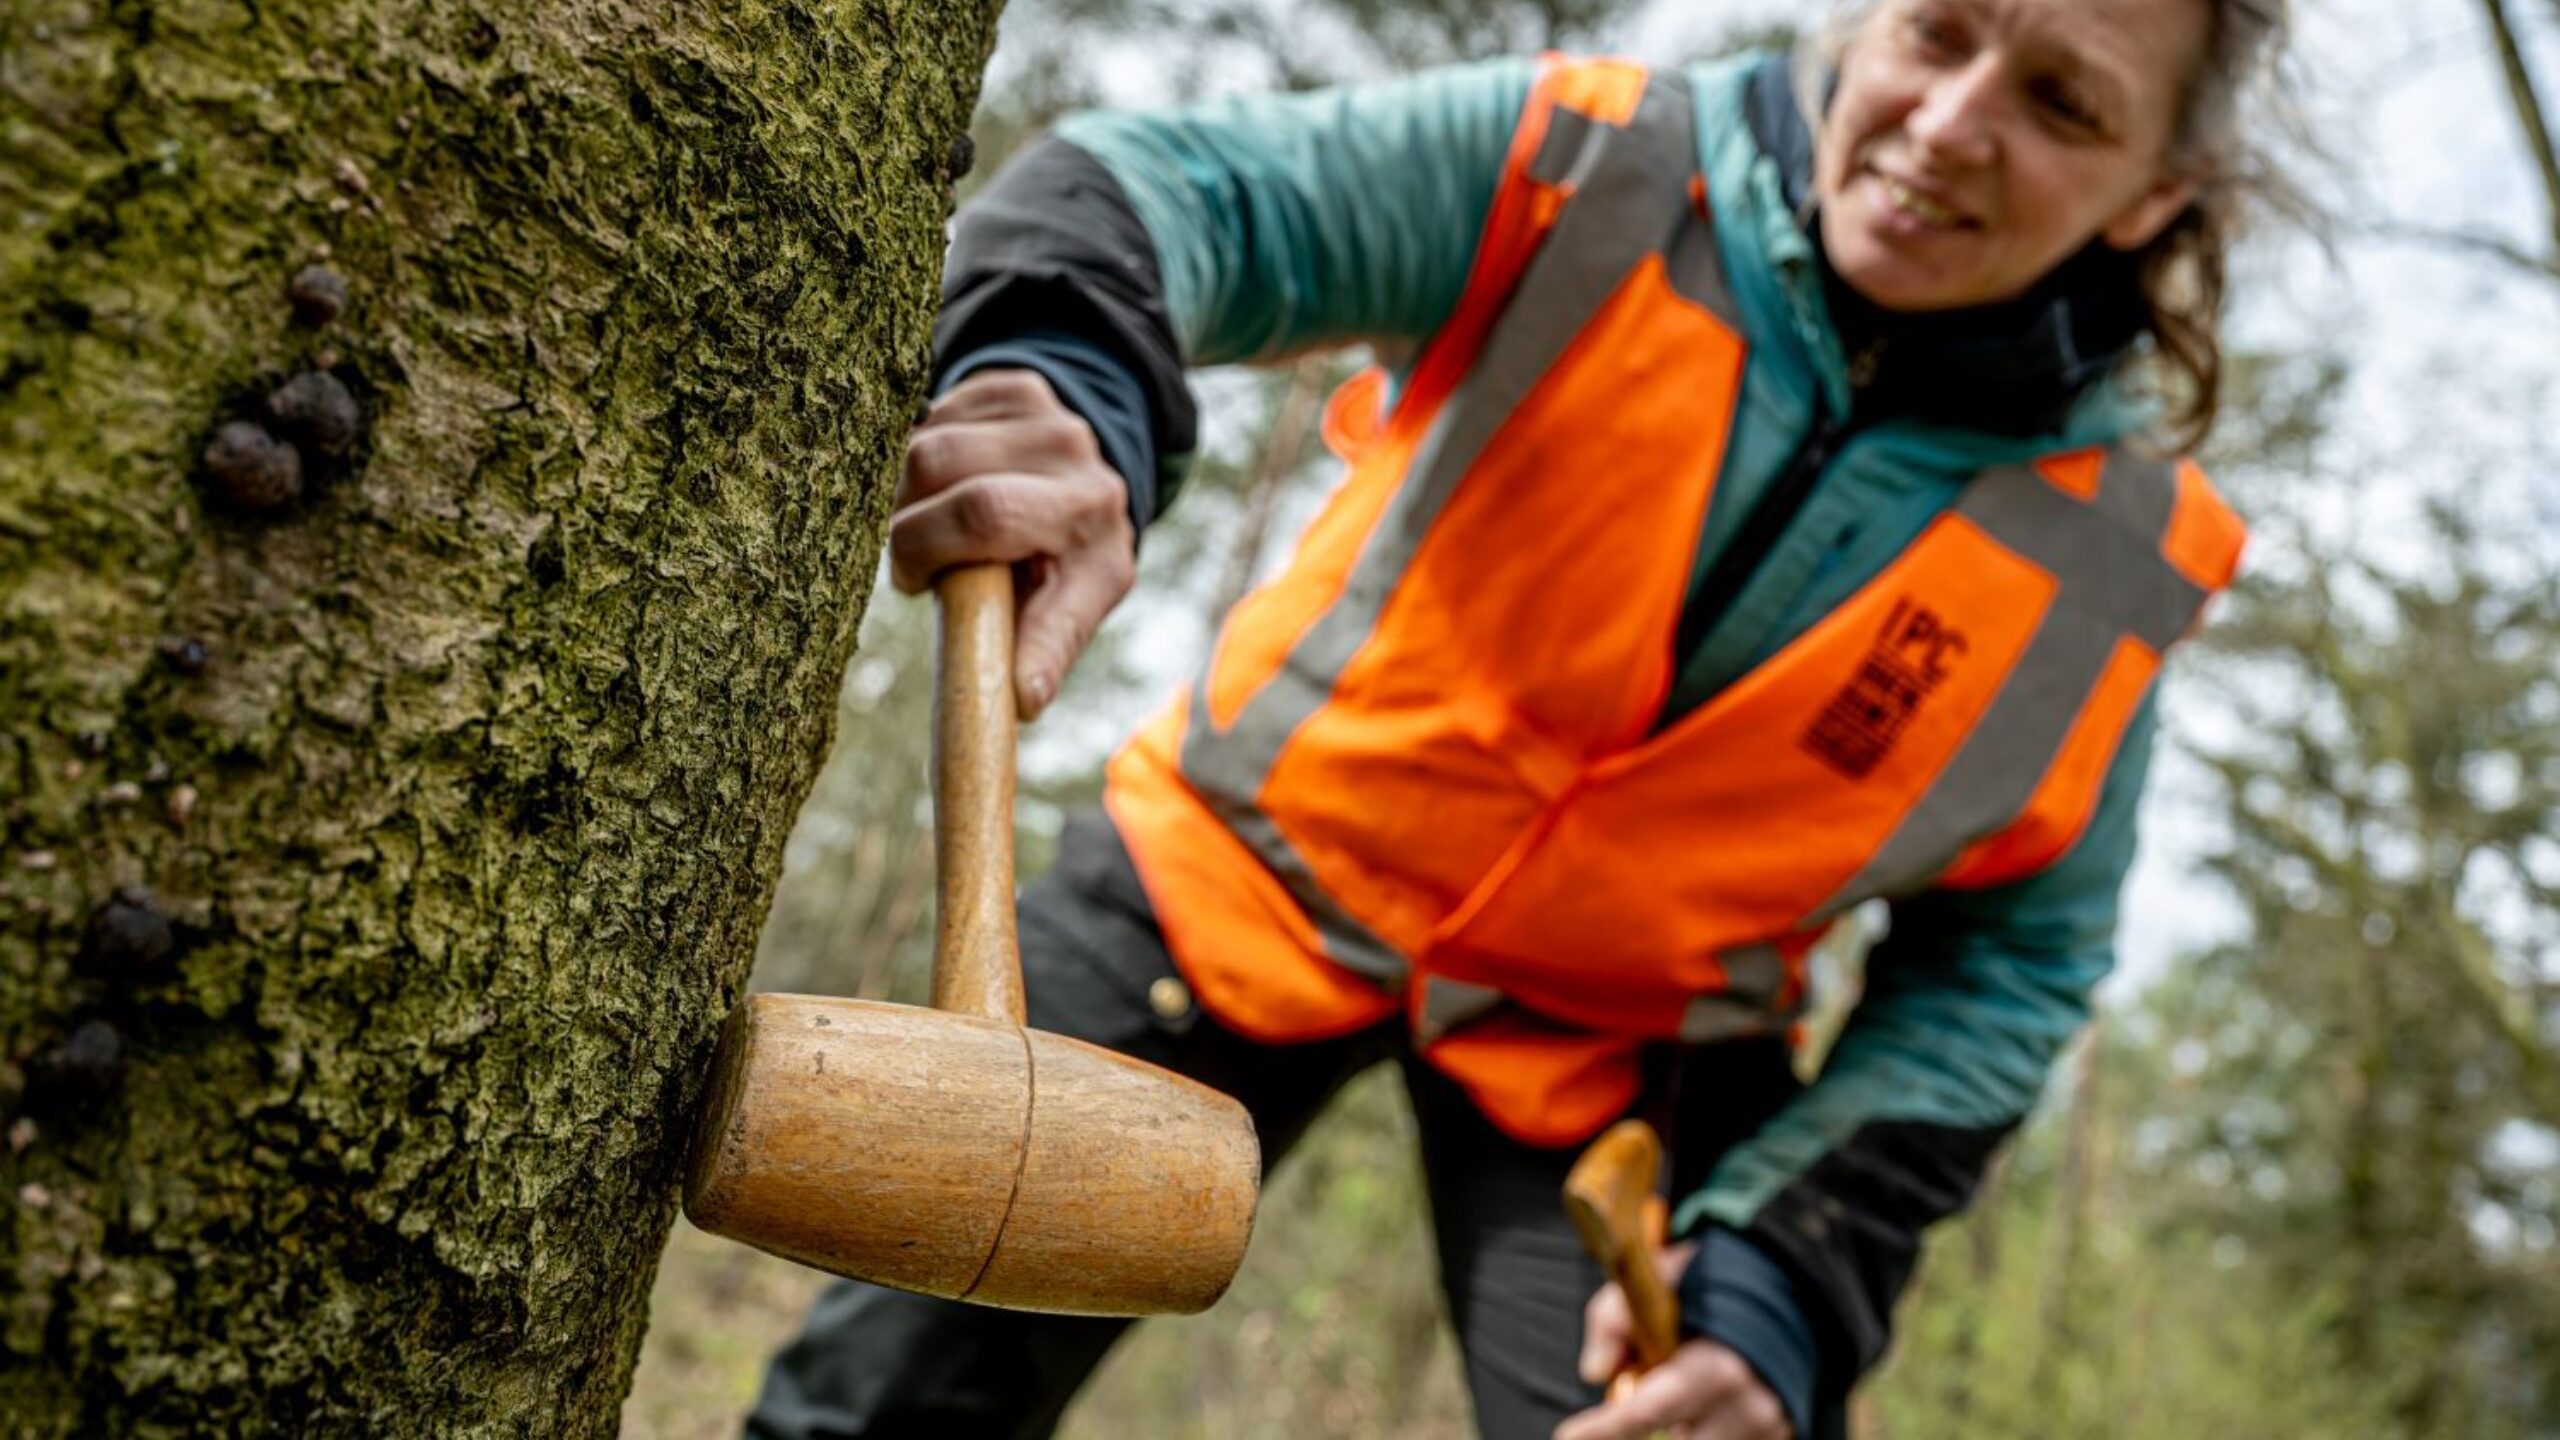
[933,137,1198,518]
[940,332,1163,530]
[1681,1226,1821,1440]
[1740,1118,2014,1429]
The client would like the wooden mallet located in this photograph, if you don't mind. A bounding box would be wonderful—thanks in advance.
[681,564,1261,1315]
[1564,1118,1680,1401]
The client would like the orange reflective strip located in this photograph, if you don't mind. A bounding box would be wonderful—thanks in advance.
[1770,928,1823,1013]
[1201,444,1405,729]
[1427,941,1702,1035]
[1204,59,1627,731]
[1937,634,2161,890]
[1539,51,1648,125]
[1424,1017,1644,1147]
[1427,514,2056,993]
[2161,459,2246,590]
[2034,448,2104,501]
[1271,254,1742,945]
[1320,365,1388,461]
[1399,57,1646,417]
[1353,252,1740,746]
[1399,61,1585,413]
[1105,720,1400,1039]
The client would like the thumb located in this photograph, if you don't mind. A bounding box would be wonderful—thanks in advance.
[1011,555,1112,720]
[1579,1281,1632,1387]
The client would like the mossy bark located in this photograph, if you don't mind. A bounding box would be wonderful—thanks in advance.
[0,0,1000,1431]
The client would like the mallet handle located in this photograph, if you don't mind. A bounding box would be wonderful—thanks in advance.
[930,564,1025,1026]
[1564,1119,1679,1386]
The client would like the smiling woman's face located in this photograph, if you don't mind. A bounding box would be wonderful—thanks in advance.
[1817,0,2212,312]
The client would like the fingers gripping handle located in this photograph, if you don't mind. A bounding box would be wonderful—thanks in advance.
[1565,1119,1680,1388]
[931,565,1025,1025]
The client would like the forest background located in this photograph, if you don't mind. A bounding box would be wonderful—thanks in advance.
[625,0,2560,1434]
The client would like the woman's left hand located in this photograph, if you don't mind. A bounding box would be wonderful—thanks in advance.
[1553,1242,1794,1440]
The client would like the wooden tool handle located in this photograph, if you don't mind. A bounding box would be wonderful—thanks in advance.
[930,564,1025,1025]
[1564,1119,1680,1381]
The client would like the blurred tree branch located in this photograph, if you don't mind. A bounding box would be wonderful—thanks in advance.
[2381,0,2560,279]
[2368,221,2560,280]
[2478,0,2560,260]
[2204,514,2560,1124]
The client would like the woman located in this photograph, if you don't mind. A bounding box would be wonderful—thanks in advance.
[753,1,2290,1436]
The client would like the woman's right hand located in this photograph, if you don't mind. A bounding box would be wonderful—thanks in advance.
[891,368,1139,720]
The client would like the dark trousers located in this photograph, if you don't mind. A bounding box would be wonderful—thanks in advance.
[746,813,1800,1440]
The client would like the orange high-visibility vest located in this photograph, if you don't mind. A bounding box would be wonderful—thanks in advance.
[1101,57,2247,1147]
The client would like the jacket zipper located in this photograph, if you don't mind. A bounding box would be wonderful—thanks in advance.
[1671,401,1854,670]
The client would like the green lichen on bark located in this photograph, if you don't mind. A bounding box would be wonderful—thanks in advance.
[0,0,1003,1431]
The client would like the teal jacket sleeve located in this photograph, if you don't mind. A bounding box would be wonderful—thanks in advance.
[1055,58,1535,367]
[1672,691,2160,1397]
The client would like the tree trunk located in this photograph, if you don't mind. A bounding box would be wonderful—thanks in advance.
[0,0,1000,1431]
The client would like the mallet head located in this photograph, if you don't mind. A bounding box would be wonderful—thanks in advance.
[682,993,1260,1315]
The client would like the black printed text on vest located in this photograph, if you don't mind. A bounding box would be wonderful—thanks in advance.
[1801,598,1971,779]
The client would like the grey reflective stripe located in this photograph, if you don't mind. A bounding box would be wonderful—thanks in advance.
[1525,105,1601,187]
[1662,201,1741,323]
[1681,992,1788,1044]
[1179,74,1710,995]
[1180,681,1407,986]
[1424,977,1789,1046]
[1812,453,2209,918]
[1415,976,1505,1044]
[1187,76,1699,761]
[1205,784,1409,985]
[1680,943,1795,1041]
[1968,453,2194,651]
[1718,942,1790,1004]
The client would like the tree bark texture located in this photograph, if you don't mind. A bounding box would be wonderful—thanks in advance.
[0,0,1000,1431]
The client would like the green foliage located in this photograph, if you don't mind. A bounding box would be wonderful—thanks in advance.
[2172,495,2560,1432]
[1871,1028,2395,1439]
